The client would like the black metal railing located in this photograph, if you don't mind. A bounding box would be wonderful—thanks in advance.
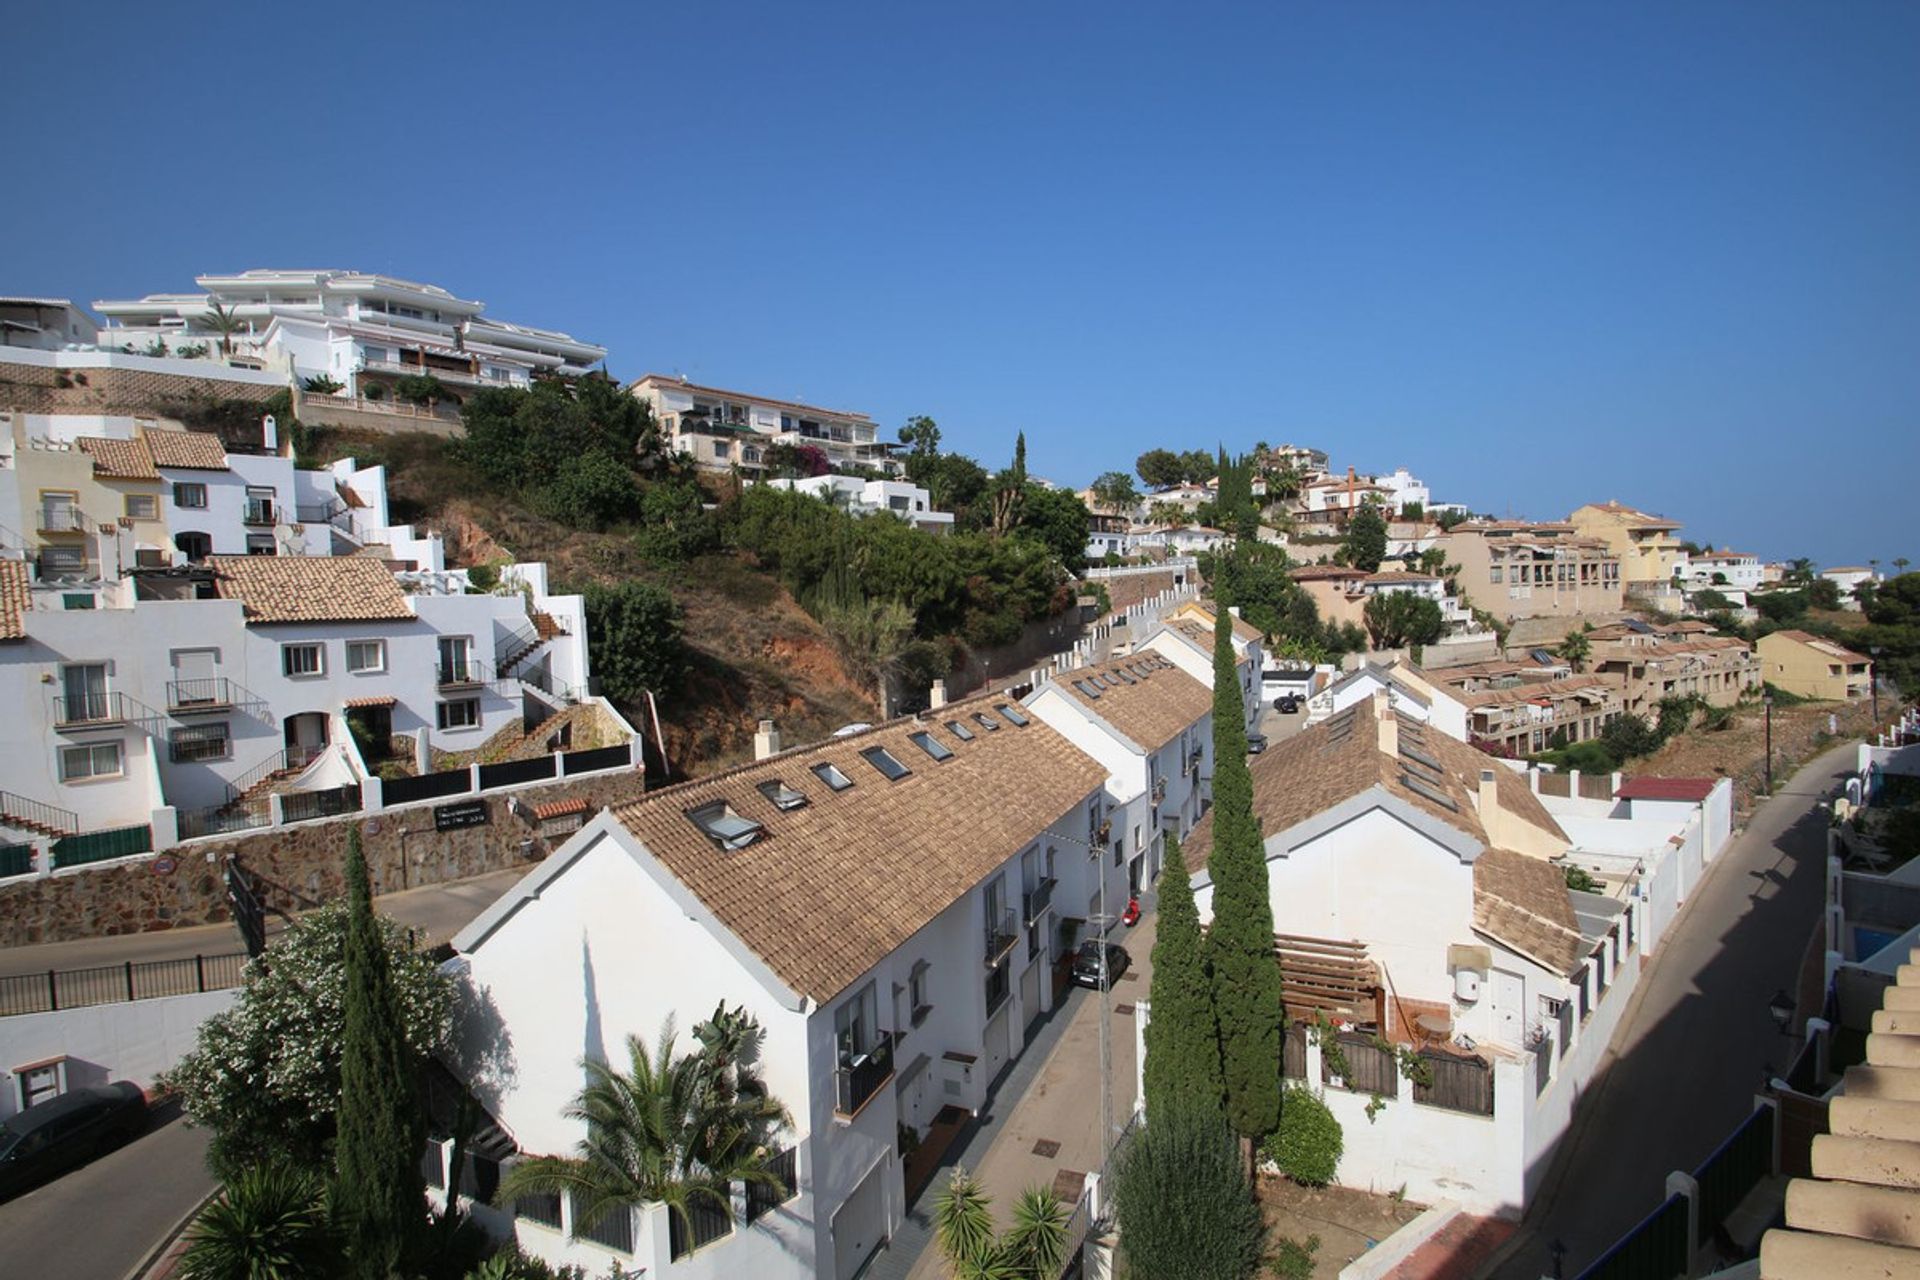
[37,505,89,533]
[278,783,364,825]
[1571,1192,1689,1280]
[834,1031,895,1116]
[478,756,558,790]
[1533,1038,1553,1095]
[0,950,249,1016]
[1784,1033,1821,1094]
[495,618,546,675]
[669,1191,734,1259]
[53,689,135,727]
[242,499,277,526]
[562,743,631,775]
[0,790,78,837]
[1024,876,1056,924]
[166,677,265,714]
[1323,1031,1399,1096]
[1692,1105,1775,1246]
[984,908,1018,966]
[177,801,271,840]
[381,767,473,806]
[572,1196,635,1253]
[437,655,500,689]
[513,1192,563,1231]
[747,1147,798,1223]
[0,844,36,878]
[51,824,153,869]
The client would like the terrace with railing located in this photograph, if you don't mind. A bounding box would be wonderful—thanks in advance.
[834,1031,895,1118]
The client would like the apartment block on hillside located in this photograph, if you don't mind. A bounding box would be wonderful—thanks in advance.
[630,374,899,477]
[0,298,98,351]
[1568,501,1687,587]
[765,475,952,533]
[1758,630,1873,701]
[1583,620,1760,717]
[1437,521,1624,621]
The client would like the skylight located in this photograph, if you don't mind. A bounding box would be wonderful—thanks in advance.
[1401,744,1446,775]
[811,762,854,792]
[972,712,1002,732]
[861,745,912,781]
[1111,669,1136,685]
[908,731,954,762]
[1401,772,1460,813]
[689,802,765,850]
[944,719,976,741]
[1072,680,1101,699]
[995,703,1030,727]
[757,779,809,811]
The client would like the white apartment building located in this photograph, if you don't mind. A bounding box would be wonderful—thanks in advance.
[630,374,899,477]
[1308,661,1472,742]
[91,269,605,396]
[441,696,1113,1278]
[1686,550,1765,593]
[0,298,98,351]
[765,475,953,533]
[1822,566,1879,609]
[1375,467,1433,514]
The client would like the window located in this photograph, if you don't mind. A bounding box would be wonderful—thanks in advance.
[243,485,276,526]
[124,494,159,521]
[994,703,1030,727]
[61,741,123,781]
[437,698,480,731]
[514,1191,563,1230]
[811,761,854,792]
[39,544,85,574]
[972,712,1001,731]
[246,534,276,555]
[757,779,808,811]
[175,531,211,561]
[169,722,231,763]
[346,640,386,674]
[1072,680,1101,699]
[61,593,95,610]
[907,731,953,762]
[835,982,878,1062]
[909,959,932,1024]
[689,801,764,849]
[438,636,474,684]
[282,643,324,677]
[944,719,975,741]
[860,746,911,781]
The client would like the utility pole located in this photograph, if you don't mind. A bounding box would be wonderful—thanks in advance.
[1764,694,1774,795]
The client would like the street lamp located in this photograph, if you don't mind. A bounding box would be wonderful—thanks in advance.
[1768,988,1796,1036]
[1763,694,1774,796]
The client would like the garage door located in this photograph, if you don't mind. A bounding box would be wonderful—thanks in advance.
[833,1158,889,1280]
[984,1004,1012,1083]
[1021,959,1043,1042]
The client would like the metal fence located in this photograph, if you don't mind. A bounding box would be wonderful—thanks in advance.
[1414,1049,1495,1116]
[478,756,558,790]
[668,1193,734,1259]
[746,1147,798,1223]
[0,950,249,1016]
[563,743,632,775]
[279,783,364,825]
[573,1196,635,1253]
[1693,1105,1775,1246]
[51,824,154,869]
[0,843,34,879]
[1533,1039,1553,1095]
[382,767,474,806]
[1571,1192,1690,1280]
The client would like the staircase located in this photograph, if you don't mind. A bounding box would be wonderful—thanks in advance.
[0,791,79,839]
[496,613,568,678]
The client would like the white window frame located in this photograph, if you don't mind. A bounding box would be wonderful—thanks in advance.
[345,639,387,674]
[282,643,325,678]
[60,740,124,782]
[437,698,480,731]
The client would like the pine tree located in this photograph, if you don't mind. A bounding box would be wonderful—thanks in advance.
[1143,834,1223,1120]
[333,827,428,1278]
[1204,608,1284,1158]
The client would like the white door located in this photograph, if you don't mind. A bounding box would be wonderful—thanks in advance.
[832,1159,889,1280]
[1492,970,1525,1050]
[171,648,219,705]
[983,1004,1012,1083]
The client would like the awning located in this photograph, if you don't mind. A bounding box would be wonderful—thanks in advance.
[344,695,397,709]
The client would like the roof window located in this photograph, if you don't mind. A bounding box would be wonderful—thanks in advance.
[756,779,809,812]
[1400,772,1460,813]
[944,720,976,741]
[908,731,954,762]
[972,712,1001,732]
[995,703,1030,727]
[1072,680,1101,699]
[689,802,765,850]
[860,746,912,781]
[811,762,854,792]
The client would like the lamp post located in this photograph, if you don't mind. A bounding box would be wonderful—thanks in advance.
[1764,694,1774,796]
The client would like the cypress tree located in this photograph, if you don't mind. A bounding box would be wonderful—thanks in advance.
[334,826,428,1278]
[1203,606,1285,1155]
[1143,834,1223,1120]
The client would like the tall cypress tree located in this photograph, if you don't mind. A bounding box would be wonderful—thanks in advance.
[1203,606,1284,1157]
[334,827,428,1278]
[1143,834,1223,1120]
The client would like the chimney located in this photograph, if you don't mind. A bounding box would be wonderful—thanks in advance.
[753,719,781,761]
[930,679,948,710]
[1478,768,1499,822]
[1375,691,1397,757]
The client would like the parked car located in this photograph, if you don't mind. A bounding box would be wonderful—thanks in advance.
[0,1082,149,1200]
[1274,694,1302,714]
[1247,732,1269,754]
[1071,940,1131,989]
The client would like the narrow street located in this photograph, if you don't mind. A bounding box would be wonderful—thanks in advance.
[1488,740,1857,1278]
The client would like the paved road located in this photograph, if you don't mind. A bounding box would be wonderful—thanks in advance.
[0,867,527,978]
[0,1101,213,1280]
[1490,741,1856,1279]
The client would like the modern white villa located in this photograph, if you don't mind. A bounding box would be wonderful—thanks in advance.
[629,374,901,477]
[765,475,953,533]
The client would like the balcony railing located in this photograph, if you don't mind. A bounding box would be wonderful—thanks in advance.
[1023,877,1056,924]
[167,678,234,712]
[984,908,1018,967]
[35,556,100,582]
[37,506,89,534]
[833,1030,895,1118]
[242,500,277,527]
[53,690,153,729]
[437,655,495,689]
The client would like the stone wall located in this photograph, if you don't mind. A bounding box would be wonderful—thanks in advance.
[1100,569,1181,614]
[294,390,464,438]
[0,362,282,415]
[0,769,648,948]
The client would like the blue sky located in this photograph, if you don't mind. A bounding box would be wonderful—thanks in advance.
[8,2,1915,568]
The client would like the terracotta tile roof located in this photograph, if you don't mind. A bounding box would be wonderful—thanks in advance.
[1472,847,1586,976]
[1761,945,1920,1273]
[1765,630,1869,664]
[142,428,229,470]
[606,698,1107,1003]
[209,555,415,624]
[1365,570,1441,585]
[1169,604,1263,645]
[1292,565,1368,582]
[631,373,875,424]
[0,559,28,641]
[1452,675,1616,709]
[533,797,591,821]
[77,435,159,480]
[1051,653,1211,751]
[1614,777,1718,803]
[344,695,398,708]
[1576,500,1681,530]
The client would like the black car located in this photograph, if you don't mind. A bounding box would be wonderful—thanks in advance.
[1071,940,1131,989]
[1247,732,1269,754]
[0,1082,148,1199]
[1274,694,1301,714]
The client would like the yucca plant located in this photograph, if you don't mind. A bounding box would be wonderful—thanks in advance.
[932,1167,1070,1280]
[178,1163,340,1280]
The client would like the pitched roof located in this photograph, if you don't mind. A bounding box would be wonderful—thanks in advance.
[209,555,414,624]
[1614,777,1718,803]
[1048,653,1211,751]
[0,559,28,641]
[76,435,158,480]
[603,701,1107,1003]
[630,373,874,424]
[1577,500,1681,530]
[1760,945,1920,1273]
[1472,847,1587,976]
[142,428,229,470]
[1451,675,1616,710]
[1764,630,1869,664]
[1292,564,1368,582]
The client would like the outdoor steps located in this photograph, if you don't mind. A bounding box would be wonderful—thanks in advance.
[1809,1135,1920,1190]
[1762,1228,1920,1277]
[1873,1009,1920,1035]
[1865,1033,1920,1070]
[1784,1179,1920,1249]
[1829,1096,1920,1142]
[1840,1065,1920,1102]
[1883,986,1920,1013]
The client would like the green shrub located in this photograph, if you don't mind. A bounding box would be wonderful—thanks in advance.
[1268,1235,1320,1280]
[465,564,499,592]
[532,452,642,531]
[1265,1085,1342,1187]
[1565,865,1599,893]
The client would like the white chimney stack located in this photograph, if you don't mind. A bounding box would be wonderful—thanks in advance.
[753,719,781,761]
[1478,767,1499,822]
[931,679,949,709]
[1375,691,1397,757]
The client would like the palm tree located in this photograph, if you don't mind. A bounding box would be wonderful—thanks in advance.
[201,301,247,357]
[932,1168,1069,1280]
[1896,558,1912,577]
[179,1163,340,1280]
[496,1015,791,1248]
[1559,626,1592,673]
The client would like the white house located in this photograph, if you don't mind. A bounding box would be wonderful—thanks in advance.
[1822,566,1879,610]
[1374,467,1433,515]
[765,475,952,533]
[1139,604,1265,740]
[630,375,899,478]
[92,269,605,395]
[441,698,1110,1278]
[1686,550,1765,593]
[0,297,98,351]
[1308,660,1472,742]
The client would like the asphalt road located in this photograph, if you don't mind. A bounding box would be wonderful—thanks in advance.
[1490,740,1857,1279]
[0,1101,212,1280]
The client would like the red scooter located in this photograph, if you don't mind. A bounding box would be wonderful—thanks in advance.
[1120,896,1141,927]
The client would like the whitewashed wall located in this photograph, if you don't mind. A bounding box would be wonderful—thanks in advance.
[0,988,237,1122]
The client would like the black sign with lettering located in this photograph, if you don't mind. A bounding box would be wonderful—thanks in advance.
[434,799,491,832]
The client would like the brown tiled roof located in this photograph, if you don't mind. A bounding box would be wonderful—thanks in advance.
[1052,653,1211,751]
[1577,500,1681,530]
[1452,675,1616,709]
[630,373,875,424]
[209,555,415,624]
[1292,565,1367,582]
[1471,847,1586,976]
[1365,570,1440,584]
[1761,945,1920,1273]
[77,435,159,480]
[0,559,28,641]
[344,695,397,708]
[1765,630,1869,664]
[142,428,229,470]
[606,698,1107,1003]
[533,797,591,821]
[1170,604,1263,645]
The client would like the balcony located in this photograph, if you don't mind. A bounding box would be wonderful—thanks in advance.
[984,908,1018,967]
[1023,876,1056,925]
[242,500,277,527]
[166,678,236,713]
[37,507,89,535]
[35,556,100,583]
[437,656,491,689]
[833,1030,895,1118]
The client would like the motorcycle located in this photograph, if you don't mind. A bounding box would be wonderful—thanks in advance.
[1120,896,1141,927]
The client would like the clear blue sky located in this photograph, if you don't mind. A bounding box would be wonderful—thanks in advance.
[8,3,1916,569]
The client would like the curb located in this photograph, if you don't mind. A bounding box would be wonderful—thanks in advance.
[121,1185,216,1280]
